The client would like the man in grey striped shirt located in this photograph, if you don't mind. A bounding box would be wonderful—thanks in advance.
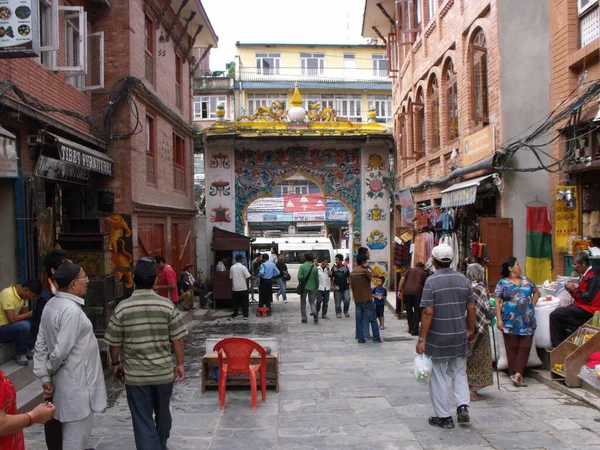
[105,257,188,450]
[416,244,476,429]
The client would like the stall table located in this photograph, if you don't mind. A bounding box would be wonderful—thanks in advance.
[200,351,279,393]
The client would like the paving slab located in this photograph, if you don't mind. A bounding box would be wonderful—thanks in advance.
[22,292,600,449]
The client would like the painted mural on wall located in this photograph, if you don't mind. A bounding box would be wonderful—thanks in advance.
[366,204,386,221]
[104,214,134,297]
[234,147,362,235]
[362,151,390,263]
[209,180,231,196]
[366,229,388,250]
[370,261,389,283]
[205,147,236,232]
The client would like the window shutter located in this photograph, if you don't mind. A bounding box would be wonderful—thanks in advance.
[55,7,85,72]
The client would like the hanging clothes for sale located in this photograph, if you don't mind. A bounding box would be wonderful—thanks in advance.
[525,205,553,285]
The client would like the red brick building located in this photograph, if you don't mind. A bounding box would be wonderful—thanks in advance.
[549,0,600,277]
[363,0,551,283]
[0,1,217,298]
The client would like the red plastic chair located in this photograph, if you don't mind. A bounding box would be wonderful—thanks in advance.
[214,337,267,410]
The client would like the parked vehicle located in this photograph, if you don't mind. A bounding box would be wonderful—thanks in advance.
[251,237,335,288]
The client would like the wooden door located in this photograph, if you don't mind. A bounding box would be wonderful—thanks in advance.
[178,220,191,267]
[152,224,165,258]
[480,217,513,289]
[171,223,180,275]
[137,223,153,258]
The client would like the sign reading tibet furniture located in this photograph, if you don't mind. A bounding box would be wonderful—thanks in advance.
[0,0,39,58]
[463,126,495,166]
[40,132,113,177]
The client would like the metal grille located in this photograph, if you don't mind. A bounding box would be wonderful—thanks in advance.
[580,7,599,48]
[146,154,154,184]
[145,52,154,84]
[173,166,185,191]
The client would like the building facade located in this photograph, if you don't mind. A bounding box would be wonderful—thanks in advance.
[549,0,600,277]
[0,0,217,303]
[363,0,551,284]
[234,43,393,126]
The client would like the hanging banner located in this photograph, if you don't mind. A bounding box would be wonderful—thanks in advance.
[555,186,580,253]
[284,194,326,212]
[396,189,415,222]
[0,0,39,58]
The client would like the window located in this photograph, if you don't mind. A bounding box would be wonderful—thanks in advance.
[579,3,599,48]
[256,53,281,75]
[446,60,459,140]
[428,0,437,20]
[372,54,388,77]
[65,13,84,88]
[145,17,154,85]
[471,29,489,125]
[336,94,362,122]
[173,134,185,191]
[368,95,393,124]
[38,0,56,68]
[300,53,324,76]
[343,54,356,77]
[429,76,440,149]
[193,95,227,120]
[246,93,285,116]
[413,0,422,30]
[281,186,289,195]
[175,55,182,110]
[146,116,155,184]
[294,185,309,194]
[414,89,425,159]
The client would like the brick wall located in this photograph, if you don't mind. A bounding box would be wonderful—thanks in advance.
[549,0,600,277]
[391,0,502,226]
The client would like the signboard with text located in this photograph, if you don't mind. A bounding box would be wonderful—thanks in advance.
[0,0,39,58]
[293,211,326,222]
[463,125,495,166]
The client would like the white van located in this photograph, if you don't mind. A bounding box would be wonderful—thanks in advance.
[252,237,334,288]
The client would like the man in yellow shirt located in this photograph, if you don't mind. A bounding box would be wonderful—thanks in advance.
[0,280,42,365]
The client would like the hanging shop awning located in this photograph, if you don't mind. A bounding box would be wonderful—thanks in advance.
[0,126,18,178]
[440,174,495,208]
[41,131,113,176]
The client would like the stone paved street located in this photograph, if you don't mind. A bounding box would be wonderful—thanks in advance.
[24,293,600,449]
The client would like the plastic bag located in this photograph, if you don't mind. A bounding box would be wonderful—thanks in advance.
[413,353,433,386]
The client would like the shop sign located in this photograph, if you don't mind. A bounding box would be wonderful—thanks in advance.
[263,213,279,222]
[463,125,495,166]
[247,212,263,222]
[34,155,90,184]
[58,143,113,176]
[396,189,415,222]
[326,206,350,221]
[247,197,284,212]
[297,222,324,228]
[293,211,325,222]
[284,194,326,212]
[0,0,39,59]
[0,126,17,178]
[276,213,293,221]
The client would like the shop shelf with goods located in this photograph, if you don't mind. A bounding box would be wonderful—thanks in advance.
[550,317,600,387]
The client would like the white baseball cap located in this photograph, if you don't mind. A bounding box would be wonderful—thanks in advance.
[431,244,454,262]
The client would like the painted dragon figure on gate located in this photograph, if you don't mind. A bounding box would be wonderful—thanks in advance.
[239,101,287,121]
[307,102,350,122]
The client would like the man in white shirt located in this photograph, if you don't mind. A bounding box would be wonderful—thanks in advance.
[269,248,278,264]
[33,263,107,450]
[216,256,229,272]
[230,254,252,319]
[316,259,332,319]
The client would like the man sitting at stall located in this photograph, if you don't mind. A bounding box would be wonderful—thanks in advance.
[549,251,600,348]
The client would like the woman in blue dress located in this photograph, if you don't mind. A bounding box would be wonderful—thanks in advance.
[494,257,540,387]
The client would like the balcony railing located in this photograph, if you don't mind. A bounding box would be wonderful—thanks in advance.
[239,66,392,83]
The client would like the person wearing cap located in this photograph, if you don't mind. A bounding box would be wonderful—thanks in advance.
[33,263,107,450]
[154,256,179,305]
[105,257,188,450]
[177,271,195,311]
[416,244,476,429]
[0,280,41,366]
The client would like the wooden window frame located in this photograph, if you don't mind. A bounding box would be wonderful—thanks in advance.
[471,30,489,125]
[172,133,185,192]
[146,115,156,185]
[175,54,182,110]
[145,16,155,86]
[430,75,440,150]
[445,60,459,141]
[413,89,426,161]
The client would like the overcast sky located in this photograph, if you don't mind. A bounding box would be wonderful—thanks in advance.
[202,0,369,71]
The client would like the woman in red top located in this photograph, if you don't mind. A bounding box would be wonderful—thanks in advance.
[0,370,56,449]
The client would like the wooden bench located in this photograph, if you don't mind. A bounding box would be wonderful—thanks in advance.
[200,351,279,393]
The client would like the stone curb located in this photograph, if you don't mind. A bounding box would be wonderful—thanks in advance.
[530,369,600,410]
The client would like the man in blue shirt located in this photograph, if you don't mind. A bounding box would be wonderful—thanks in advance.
[258,253,279,316]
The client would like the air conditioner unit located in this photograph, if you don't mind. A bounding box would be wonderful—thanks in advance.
[578,0,596,15]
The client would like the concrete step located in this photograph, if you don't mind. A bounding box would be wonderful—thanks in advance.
[0,342,16,367]
[1,359,36,391]
[16,380,44,413]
